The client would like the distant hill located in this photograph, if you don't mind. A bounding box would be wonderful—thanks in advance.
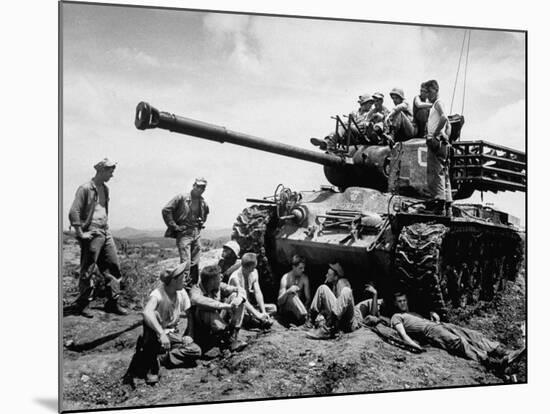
[111,227,232,241]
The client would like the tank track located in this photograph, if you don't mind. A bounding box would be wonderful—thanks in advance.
[231,205,278,300]
[394,221,524,318]
[394,222,449,318]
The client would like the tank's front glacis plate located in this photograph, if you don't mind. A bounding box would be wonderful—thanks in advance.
[274,187,396,268]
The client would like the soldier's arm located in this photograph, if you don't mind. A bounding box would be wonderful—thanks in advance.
[252,277,267,314]
[394,322,424,351]
[189,285,231,311]
[68,186,90,238]
[432,101,448,137]
[303,276,312,308]
[277,274,290,306]
[414,95,432,109]
[161,194,182,229]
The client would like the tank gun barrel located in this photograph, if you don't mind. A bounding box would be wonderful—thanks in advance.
[135,102,345,168]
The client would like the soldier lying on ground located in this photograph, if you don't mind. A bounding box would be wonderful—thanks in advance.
[189,265,248,353]
[277,255,311,326]
[386,292,524,368]
[305,263,383,340]
[124,263,201,386]
[228,253,276,329]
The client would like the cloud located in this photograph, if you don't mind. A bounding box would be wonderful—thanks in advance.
[202,14,262,75]
[112,47,161,68]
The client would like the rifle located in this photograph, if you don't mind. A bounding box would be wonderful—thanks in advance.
[368,323,426,354]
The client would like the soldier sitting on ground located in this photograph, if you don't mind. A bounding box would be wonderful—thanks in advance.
[124,263,202,386]
[305,264,382,340]
[228,252,276,329]
[277,255,311,326]
[189,265,248,353]
[219,240,242,283]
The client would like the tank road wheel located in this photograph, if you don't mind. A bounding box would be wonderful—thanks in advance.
[231,205,278,300]
[394,222,449,319]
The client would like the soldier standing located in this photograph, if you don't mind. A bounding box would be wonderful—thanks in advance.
[425,79,453,214]
[68,158,127,317]
[162,178,210,288]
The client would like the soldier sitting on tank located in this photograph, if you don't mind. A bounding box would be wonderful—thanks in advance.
[124,263,202,386]
[310,93,374,151]
[412,82,433,138]
[189,265,248,353]
[388,292,523,369]
[306,266,384,340]
[218,240,242,283]
[385,87,416,142]
[365,92,392,145]
[228,253,276,330]
[277,255,311,325]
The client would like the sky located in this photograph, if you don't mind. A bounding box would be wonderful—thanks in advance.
[61,2,526,230]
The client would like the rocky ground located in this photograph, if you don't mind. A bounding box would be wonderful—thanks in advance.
[61,236,526,412]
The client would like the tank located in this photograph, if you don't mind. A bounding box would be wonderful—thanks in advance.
[135,102,525,319]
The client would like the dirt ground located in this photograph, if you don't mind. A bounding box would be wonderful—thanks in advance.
[61,237,526,412]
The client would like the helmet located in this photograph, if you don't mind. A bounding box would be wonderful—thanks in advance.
[223,240,241,257]
[389,87,405,100]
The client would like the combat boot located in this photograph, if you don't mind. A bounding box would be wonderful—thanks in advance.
[229,329,248,352]
[310,137,328,150]
[305,324,336,340]
[104,298,129,316]
[145,357,160,385]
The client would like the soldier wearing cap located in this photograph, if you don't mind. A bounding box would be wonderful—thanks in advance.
[68,158,127,317]
[386,87,416,142]
[162,178,210,288]
[306,263,383,340]
[125,262,202,385]
[306,263,358,340]
[365,92,391,143]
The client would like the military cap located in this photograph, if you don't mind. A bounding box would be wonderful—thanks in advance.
[93,158,117,170]
[328,262,345,278]
[194,177,208,186]
[358,93,374,104]
[372,92,384,100]
[160,261,188,284]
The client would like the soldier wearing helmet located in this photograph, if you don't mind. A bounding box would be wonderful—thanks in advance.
[219,240,242,283]
[310,93,375,150]
[385,87,416,142]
